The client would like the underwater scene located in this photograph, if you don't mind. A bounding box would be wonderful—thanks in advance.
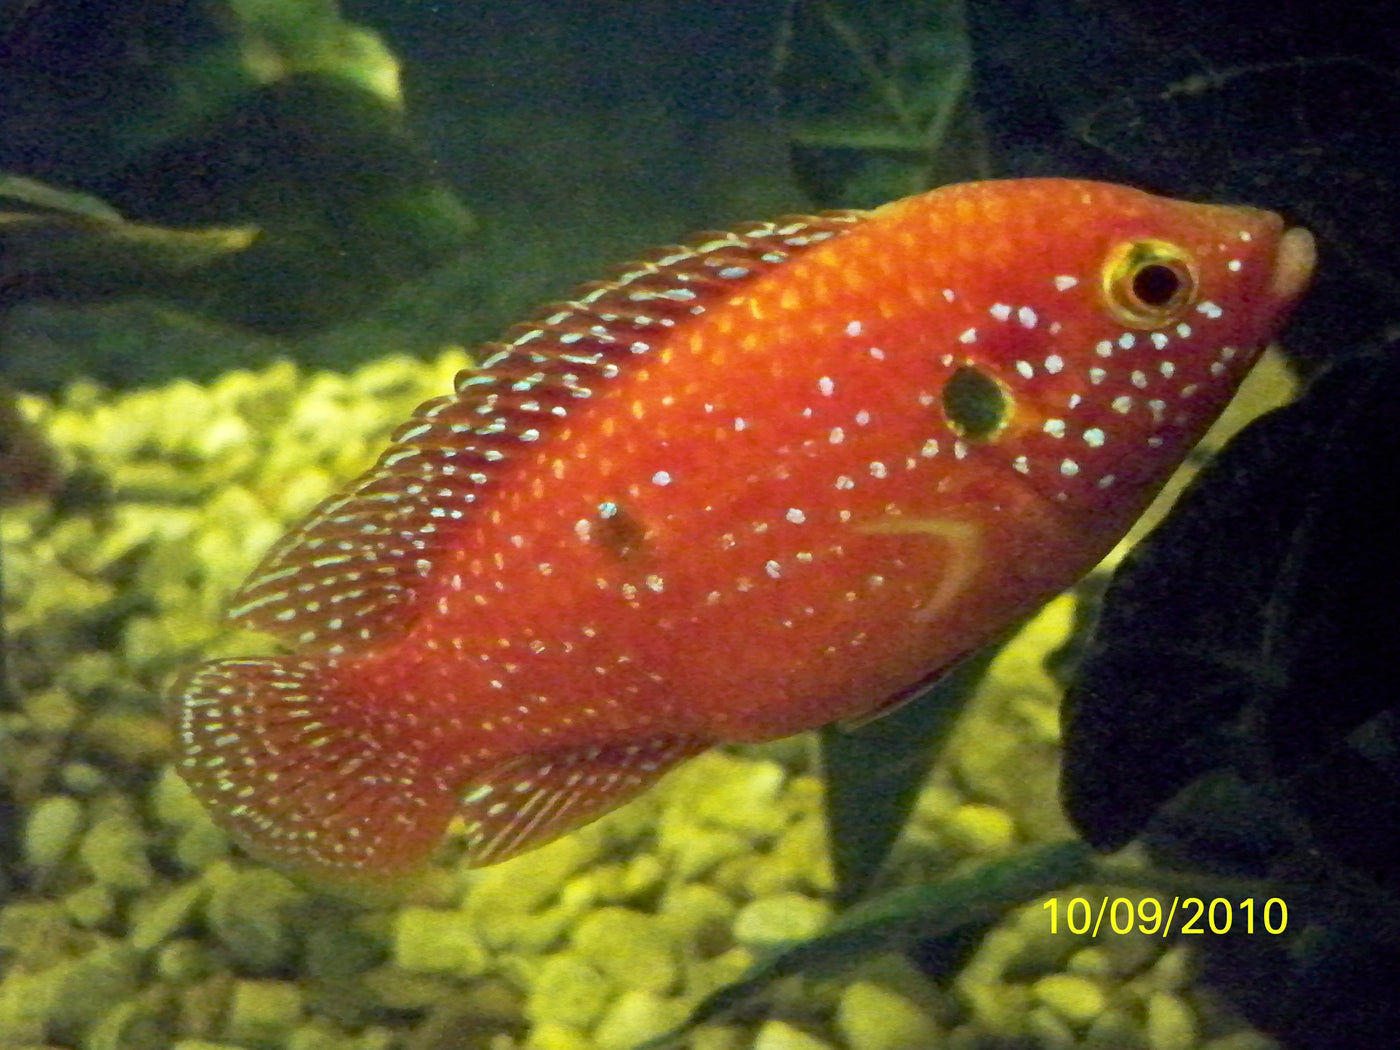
[3,2,1399,1049]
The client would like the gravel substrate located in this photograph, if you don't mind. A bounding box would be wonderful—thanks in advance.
[1,352,1280,1050]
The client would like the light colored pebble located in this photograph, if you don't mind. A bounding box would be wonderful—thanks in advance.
[204,864,307,972]
[393,906,488,976]
[1032,973,1108,1027]
[592,989,688,1050]
[941,802,1017,855]
[525,1021,594,1050]
[732,892,831,949]
[525,953,613,1030]
[752,1019,838,1050]
[78,811,154,892]
[62,882,116,927]
[223,979,305,1047]
[1026,1004,1078,1049]
[1083,1006,1147,1049]
[1146,991,1198,1050]
[572,906,677,993]
[836,979,943,1050]
[25,794,84,872]
[129,880,207,952]
[657,882,736,952]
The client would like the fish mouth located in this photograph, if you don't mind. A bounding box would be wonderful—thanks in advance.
[1271,226,1317,305]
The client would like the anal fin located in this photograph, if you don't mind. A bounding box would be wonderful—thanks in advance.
[460,737,706,866]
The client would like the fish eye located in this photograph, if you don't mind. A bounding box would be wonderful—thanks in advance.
[942,364,1010,441]
[1102,239,1197,328]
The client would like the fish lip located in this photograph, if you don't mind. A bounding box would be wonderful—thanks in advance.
[1271,226,1317,305]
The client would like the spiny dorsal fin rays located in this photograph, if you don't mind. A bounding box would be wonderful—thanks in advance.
[226,212,868,652]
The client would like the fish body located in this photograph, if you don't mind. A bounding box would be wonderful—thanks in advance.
[172,179,1314,889]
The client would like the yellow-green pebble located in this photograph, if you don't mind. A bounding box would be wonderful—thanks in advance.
[392,906,488,976]
[203,865,307,972]
[129,880,205,952]
[1146,991,1198,1050]
[751,1019,838,1050]
[223,979,305,1047]
[525,1021,594,1050]
[1032,973,1107,1027]
[732,892,831,950]
[836,980,943,1050]
[572,906,677,993]
[526,953,614,1030]
[592,989,688,1050]
[941,802,1017,855]
[78,811,153,892]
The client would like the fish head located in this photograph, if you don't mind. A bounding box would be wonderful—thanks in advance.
[901,179,1315,522]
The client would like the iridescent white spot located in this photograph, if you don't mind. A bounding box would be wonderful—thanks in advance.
[1060,458,1080,477]
[1016,360,1034,379]
[1089,367,1106,385]
[1054,275,1078,291]
[1067,393,1082,409]
[1118,332,1136,350]
[1083,427,1105,448]
[1227,259,1243,272]
[786,508,806,524]
[836,475,855,490]
[1097,474,1116,489]
[1148,399,1166,421]
[1176,322,1192,338]
[954,440,969,460]
[1131,371,1148,389]
[1239,231,1253,242]
[942,288,956,302]
[1095,340,1114,358]
[869,461,887,478]
[652,470,672,486]
[990,303,1012,321]
[869,346,886,360]
[1043,418,1066,438]
[845,319,863,336]
[1159,361,1176,378]
[818,376,836,397]
[1148,435,1164,448]
[829,426,845,444]
[1220,346,1237,361]
[1018,306,1038,328]
[1045,354,1064,374]
[1111,395,1133,414]
[1197,300,1223,319]
[1151,331,1170,350]
[959,327,978,344]
[765,560,782,579]
[1013,455,1030,474]
[920,438,939,458]
[1210,362,1226,377]
[733,418,747,431]
[1181,384,1199,398]
[854,409,871,426]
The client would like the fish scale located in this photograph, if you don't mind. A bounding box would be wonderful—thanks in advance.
[171,178,1315,890]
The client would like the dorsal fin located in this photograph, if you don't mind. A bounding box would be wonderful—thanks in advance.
[227,210,868,652]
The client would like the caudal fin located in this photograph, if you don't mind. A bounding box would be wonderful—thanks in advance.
[171,656,458,892]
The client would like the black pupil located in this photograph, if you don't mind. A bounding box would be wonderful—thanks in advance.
[942,365,1006,440]
[1132,262,1182,307]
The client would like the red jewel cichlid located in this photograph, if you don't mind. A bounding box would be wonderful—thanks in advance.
[172,179,1315,890]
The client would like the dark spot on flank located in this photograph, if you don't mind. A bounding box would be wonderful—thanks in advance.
[595,500,648,559]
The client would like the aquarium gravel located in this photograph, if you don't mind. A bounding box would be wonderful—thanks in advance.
[1,352,1280,1050]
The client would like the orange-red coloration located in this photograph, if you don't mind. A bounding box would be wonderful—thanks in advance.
[171,180,1314,890]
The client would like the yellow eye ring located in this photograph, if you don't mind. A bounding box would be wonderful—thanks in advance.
[1101,239,1198,328]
